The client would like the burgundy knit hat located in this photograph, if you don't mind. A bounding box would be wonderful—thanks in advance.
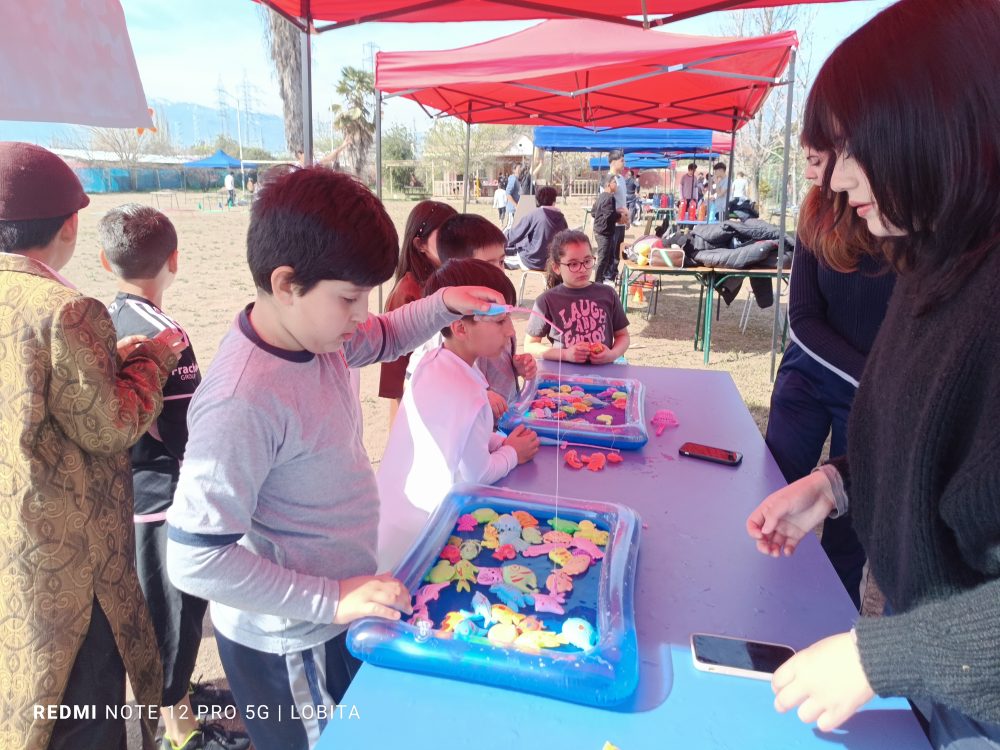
[0,142,90,221]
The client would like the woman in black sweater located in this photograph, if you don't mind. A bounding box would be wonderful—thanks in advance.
[766,171,895,610]
[746,0,1000,745]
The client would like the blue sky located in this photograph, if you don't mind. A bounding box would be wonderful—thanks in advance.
[122,0,895,133]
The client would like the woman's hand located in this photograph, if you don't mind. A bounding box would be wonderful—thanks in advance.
[772,631,875,731]
[746,471,836,557]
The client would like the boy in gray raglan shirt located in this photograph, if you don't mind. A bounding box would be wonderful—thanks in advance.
[166,168,503,750]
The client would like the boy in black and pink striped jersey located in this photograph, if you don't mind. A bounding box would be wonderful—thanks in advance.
[101,204,248,750]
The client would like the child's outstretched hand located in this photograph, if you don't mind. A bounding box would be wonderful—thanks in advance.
[513,353,537,380]
[441,286,505,315]
[333,573,413,624]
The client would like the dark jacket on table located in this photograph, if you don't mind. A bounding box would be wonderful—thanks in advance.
[831,245,1000,724]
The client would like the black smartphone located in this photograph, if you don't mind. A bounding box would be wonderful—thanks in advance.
[691,633,795,680]
[678,441,742,466]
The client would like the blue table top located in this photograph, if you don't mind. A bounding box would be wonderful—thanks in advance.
[318,364,930,750]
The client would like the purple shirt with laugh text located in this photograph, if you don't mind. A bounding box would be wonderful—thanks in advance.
[527,283,629,350]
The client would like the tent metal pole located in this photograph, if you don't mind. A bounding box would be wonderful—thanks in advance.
[724,116,736,216]
[299,26,313,165]
[548,149,554,187]
[375,90,383,199]
[770,48,796,381]
[462,107,472,212]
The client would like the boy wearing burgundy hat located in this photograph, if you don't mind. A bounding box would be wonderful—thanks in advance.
[0,142,187,750]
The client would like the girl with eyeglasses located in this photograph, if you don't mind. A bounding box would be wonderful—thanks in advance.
[379,200,458,420]
[524,229,630,364]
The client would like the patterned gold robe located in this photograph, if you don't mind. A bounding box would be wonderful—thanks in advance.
[0,254,177,749]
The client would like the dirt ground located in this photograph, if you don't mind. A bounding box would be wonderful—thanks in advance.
[66,190,794,747]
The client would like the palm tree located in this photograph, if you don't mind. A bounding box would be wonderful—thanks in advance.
[262,8,302,156]
[329,67,375,177]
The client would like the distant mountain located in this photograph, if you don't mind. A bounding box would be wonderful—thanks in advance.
[149,100,288,154]
[0,100,289,155]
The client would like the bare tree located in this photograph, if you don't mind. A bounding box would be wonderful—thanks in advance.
[261,7,303,156]
[422,122,529,178]
[87,126,150,190]
[726,8,815,212]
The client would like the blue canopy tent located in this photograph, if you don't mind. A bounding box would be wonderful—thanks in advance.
[183,150,257,194]
[533,127,711,153]
[183,150,256,170]
[589,154,675,170]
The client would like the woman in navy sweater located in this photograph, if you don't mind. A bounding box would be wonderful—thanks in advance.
[747,0,1000,744]
[766,167,895,610]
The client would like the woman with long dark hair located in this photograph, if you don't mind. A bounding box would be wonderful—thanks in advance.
[747,0,1000,744]
[766,157,895,611]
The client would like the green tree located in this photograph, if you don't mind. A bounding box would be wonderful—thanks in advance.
[381,123,417,189]
[329,66,375,176]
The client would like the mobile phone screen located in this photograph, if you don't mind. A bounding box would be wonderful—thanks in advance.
[692,634,794,674]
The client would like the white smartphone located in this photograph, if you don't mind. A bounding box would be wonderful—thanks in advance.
[690,633,795,681]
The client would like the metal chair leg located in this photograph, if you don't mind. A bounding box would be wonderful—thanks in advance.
[739,289,754,334]
[517,271,528,306]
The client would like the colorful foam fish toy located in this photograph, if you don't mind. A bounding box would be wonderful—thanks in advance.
[472,507,499,524]
[502,564,538,593]
[456,513,479,532]
[470,591,493,627]
[575,520,610,546]
[548,517,579,534]
[514,630,564,650]
[531,590,566,615]
[453,559,478,593]
[489,582,534,611]
[559,618,598,651]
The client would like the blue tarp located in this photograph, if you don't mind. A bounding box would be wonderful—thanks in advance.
[533,127,712,153]
[183,149,256,169]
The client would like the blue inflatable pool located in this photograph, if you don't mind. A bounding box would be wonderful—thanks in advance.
[347,485,642,707]
[498,374,648,450]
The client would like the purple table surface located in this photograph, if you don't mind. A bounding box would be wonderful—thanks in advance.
[318,364,930,750]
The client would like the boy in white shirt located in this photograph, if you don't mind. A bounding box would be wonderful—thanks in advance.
[377,259,540,569]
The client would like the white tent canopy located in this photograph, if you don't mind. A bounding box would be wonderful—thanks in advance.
[0,0,152,128]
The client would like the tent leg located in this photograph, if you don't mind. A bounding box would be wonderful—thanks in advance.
[770,48,796,381]
[462,110,471,212]
[724,117,737,216]
[548,150,554,187]
[300,26,313,165]
[375,91,383,199]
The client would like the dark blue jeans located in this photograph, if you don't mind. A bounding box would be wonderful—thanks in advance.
[765,343,866,609]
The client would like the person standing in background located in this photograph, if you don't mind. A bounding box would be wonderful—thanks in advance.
[606,150,629,285]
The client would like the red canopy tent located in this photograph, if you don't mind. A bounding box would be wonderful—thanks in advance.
[375,21,796,133]
[375,19,794,223]
[258,0,854,30]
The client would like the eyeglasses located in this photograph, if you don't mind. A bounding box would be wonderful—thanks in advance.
[415,203,441,239]
[560,256,596,273]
